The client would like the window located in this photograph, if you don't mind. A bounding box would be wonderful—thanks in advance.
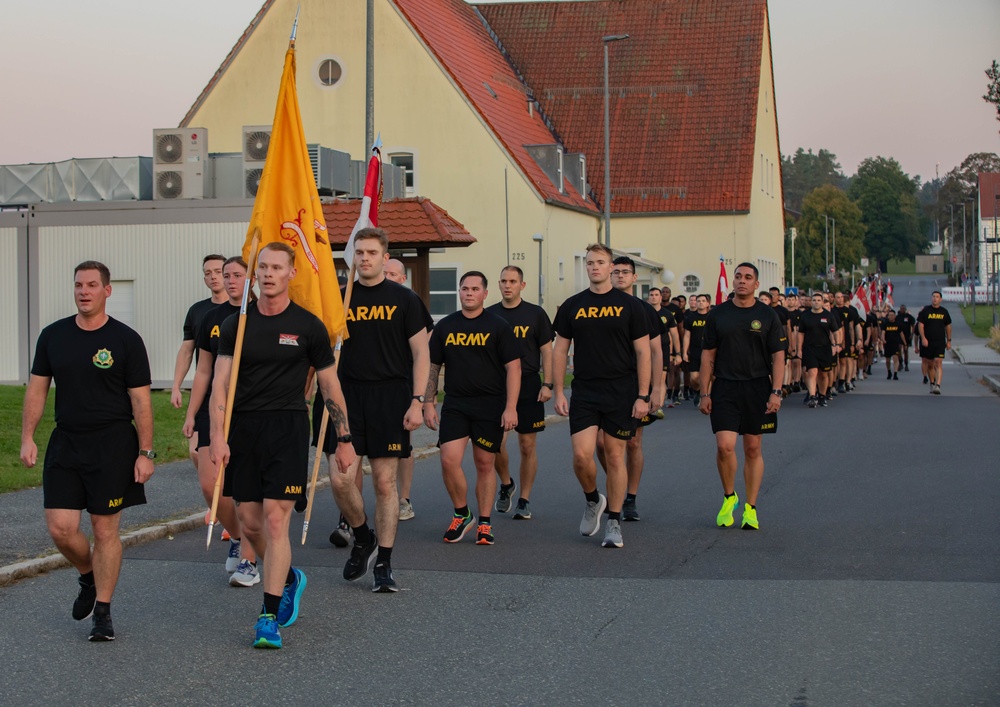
[389,153,415,196]
[429,267,458,319]
[315,57,344,88]
[682,274,700,293]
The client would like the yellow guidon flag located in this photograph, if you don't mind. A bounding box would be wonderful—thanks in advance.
[241,45,347,343]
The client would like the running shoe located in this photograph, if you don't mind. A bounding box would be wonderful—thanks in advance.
[741,504,759,530]
[72,576,97,621]
[495,481,517,513]
[887,372,892,380]
[829,387,837,397]
[253,613,282,649]
[443,512,475,543]
[932,384,941,395]
[276,568,307,627]
[837,382,846,394]
[652,407,665,420]
[692,393,701,407]
[819,395,829,407]
[717,493,739,527]
[226,539,242,573]
[344,533,378,581]
[579,494,607,536]
[398,499,415,521]
[229,559,260,587]
[923,376,928,384]
[476,523,495,545]
[221,529,231,542]
[622,498,640,522]
[601,519,624,548]
[512,499,532,520]
[893,372,899,380]
[371,561,398,593]
[904,364,909,371]
[329,515,352,547]
[89,613,115,642]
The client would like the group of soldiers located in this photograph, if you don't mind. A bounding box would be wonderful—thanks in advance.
[20,230,950,649]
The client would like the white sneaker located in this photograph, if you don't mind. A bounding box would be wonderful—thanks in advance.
[579,494,607,536]
[399,499,415,521]
[602,519,624,548]
[225,539,241,573]
[229,559,260,587]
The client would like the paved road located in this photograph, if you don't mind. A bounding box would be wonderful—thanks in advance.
[2,275,998,705]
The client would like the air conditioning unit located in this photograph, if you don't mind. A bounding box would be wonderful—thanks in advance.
[242,125,272,198]
[152,128,208,199]
[307,144,351,196]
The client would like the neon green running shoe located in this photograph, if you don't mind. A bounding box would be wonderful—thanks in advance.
[741,503,758,530]
[717,493,739,527]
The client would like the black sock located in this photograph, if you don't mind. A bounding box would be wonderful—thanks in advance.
[353,521,372,545]
[517,497,528,505]
[376,545,392,564]
[626,493,637,504]
[262,593,281,616]
[404,498,410,503]
[501,481,515,490]
[725,492,736,499]
[584,489,600,504]
[285,567,297,586]
[94,600,110,616]
[608,511,622,521]
[750,504,756,509]
[80,570,95,587]
[479,516,491,525]
[455,505,470,518]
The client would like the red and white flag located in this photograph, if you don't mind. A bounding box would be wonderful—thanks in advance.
[851,283,870,318]
[343,138,383,270]
[715,259,729,305]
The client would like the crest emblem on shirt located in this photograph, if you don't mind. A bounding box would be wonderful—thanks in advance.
[92,348,114,369]
[750,320,762,331]
[278,334,299,346]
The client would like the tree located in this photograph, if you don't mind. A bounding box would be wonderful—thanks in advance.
[985,60,1000,136]
[780,148,847,215]
[791,184,865,280]
[932,153,1000,259]
[849,157,927,270]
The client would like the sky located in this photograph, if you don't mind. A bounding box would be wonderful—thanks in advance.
[1,0,997,183]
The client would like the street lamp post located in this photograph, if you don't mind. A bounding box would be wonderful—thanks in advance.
[832,217,837,282]
[602,33,629,248]
[823,215,830,277]
[965,198,976,324]
[532,233,544,306]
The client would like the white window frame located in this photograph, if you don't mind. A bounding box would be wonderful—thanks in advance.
[313,55,347,90]
[428,263,460,321]
[388,150,417,196]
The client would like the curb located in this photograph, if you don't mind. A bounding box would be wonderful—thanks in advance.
[0,417,568,589]
[983,374,1000,395]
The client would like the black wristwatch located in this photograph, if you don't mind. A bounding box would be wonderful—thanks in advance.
[412,395,425,403]
[336,434,353,445]
[637,394,651,403]
[542,382,554,390]
[770,389,782,397]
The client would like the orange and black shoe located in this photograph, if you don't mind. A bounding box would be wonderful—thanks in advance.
[443,512,474,543]
[475,523,495,545]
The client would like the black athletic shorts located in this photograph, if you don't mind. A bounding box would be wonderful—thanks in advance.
[684,351,702,374]
[194,409,211,449]
[43,421,146,515]
[884,345,900,358]
[439,395,505,452]
[802,347,835,372]
[313,380,411,458]
[569,376,637,441]
[709,377,777,436]
[515,374,546,435]
[921,341,946,360]
[228,411,309,502]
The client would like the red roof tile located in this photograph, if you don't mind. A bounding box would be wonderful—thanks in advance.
[476,0,768,214]
[392,0,595,212]
[322,197,476,247]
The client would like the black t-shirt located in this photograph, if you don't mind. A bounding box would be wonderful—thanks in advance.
[340,279,430,383]
[641,299,667,341]
[866,311,880,333]
[917,305,952,343]
[702,300,787,381]
[684,310,709,352]
[31,316,151,433]
[832,306,854,345]
[486,300,554,377]
[790,307,804,333]
[665,303,685,333]
[429,309,520,398]
[896,312,915,336]
[218,301,334,412]
[798,309,841,350]
[771,304,790,326]
[657,306,678,354]
[195,302,241,416]
[553,288,648,382]
[882,321,905,348]
[183,297,220,363]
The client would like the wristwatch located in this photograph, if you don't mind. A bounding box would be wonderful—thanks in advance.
[336,434,353,445]
[412,395,425,403]
[770,389,782,397]
[542,382,554,390]
[637,394,651,403]
[138,449,157,460]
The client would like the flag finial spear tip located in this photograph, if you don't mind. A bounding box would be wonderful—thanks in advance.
[290,5,300,44]
[372,134,383,152]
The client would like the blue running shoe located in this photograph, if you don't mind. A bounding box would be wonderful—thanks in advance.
[253,613,282,649]
[276,568,307,628]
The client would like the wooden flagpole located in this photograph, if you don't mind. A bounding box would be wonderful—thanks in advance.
[207,228,261,548]
[301,263,356,544]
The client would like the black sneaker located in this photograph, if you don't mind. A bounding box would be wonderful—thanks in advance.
[329,515,352,548]
[923,376,928,384]
[807,395,818,408]
[622,498,640,522]
[89,613,115,642]
[495,480,516,513]
[887,372,892,380]
[837,382,846,393]
[819,395,829,407]
[893,372,899,380]
[371,561,398,593]
[72,576,97,621]
[512,499,532,520]
[344,533,378,581]
[904,364,909,371]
